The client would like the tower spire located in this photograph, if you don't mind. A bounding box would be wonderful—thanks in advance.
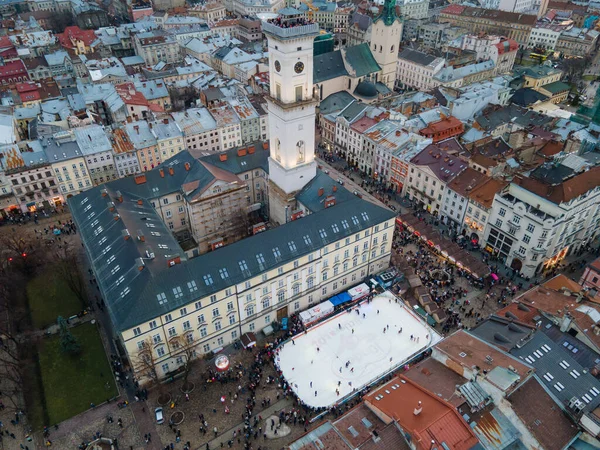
[379,0,398,26]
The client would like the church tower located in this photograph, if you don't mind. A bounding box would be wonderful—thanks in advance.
[262,10,320,225]
[371,0,402,91]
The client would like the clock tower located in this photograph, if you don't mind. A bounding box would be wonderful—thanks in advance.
[262,9,319,225]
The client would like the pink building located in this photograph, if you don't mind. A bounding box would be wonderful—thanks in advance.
[580,257,600,294]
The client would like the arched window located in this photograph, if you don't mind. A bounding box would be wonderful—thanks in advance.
[296,141,305,163]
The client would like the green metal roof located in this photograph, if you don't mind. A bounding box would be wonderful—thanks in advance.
[313,49,348,83]
[343,43,381,78]
[375,0,399,26]
[540,80,570,95]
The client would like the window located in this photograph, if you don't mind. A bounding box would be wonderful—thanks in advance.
[527,224,535,233]
[541,230,548,238]
[203,343,210,353]
[203,274,214,286]
[495,219,503,227]
[157,347,165,357]
[215,321,222,331]
[249,323,255,331]
[200,327,208,337]
[246,304,254,316]
[165,314,173,322]
[294,301,300,311]
[133,327,141,336]
[157,293,167,305]
[183,321,191,331]
[513,215,521,224]
[172,287,183,299]
[229,315,236,325]
[149,320,157,329]
[518,246,526,254]
[322,287,327,295]
[153,334,162,344]
[522,234,531,244]
[227,301,234,311]
[277,290,285,303]
[168,327,176,337]
[212,308,220,318]
[219,268,229,279]
[499,208,506,217]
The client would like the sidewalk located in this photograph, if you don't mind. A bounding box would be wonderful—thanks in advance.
[195,397,293,450]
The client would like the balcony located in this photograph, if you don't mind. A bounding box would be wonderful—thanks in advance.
[508,219,521,229]
[531,246,546,254]
[262,21,319,39]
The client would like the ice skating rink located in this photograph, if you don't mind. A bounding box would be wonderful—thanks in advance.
[276,292,440,408]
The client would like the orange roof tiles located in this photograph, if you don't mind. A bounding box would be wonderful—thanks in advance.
[364,376,479,450]
[434,330,531,379]
[513,166,600,205]
[467,178,508,208]
[57,26,97,50]
[112,128,135,154]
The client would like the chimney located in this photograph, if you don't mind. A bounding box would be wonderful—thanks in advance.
[414,401,423,416]
[262,142,269,150]
[325,195,336,208]
[168,167,174,176]
[333,185,337,192]
[107,201,115,212]
[163,118,169,124]
[137,231,145,242]
[137,199,143,205]
[135,257,145,271]
[184,162,191,171]
[167,256,182,267]
[396,130,401,136]
[116,190,123,202]
[134,125,139,134]
[113,213,120,221]
[134,174,147,185]
[248,145,255,154]
[100,188,108,197]
[122,229,131,240]
[159,168,165,178]
[238,147,247,157]
[219,153,228,161]
[318,187,324,197]
[148,122,153,129]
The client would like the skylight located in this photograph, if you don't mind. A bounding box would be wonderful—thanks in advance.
[157,292,167,305]
[361,212,369,221]
[188,280,198,292]
[318,228,327,239]
[273,247,281,259]
[332,224,340,233]
[239,260,249,272]
[288,241,297,252]
[256,253,266,266]
[341,219,349,229]
[303,235,312,245]
[203,274,214,286]
[173,286,183,298]
[219,268,229,279]
[351,216,359,225]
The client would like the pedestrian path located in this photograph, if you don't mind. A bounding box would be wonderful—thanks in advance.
[195,397,293,450]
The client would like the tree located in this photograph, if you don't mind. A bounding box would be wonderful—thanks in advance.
[171,334,199,389]
[47,12,74,33]
[58,316,81,355]
[0,234,46,277]
[133,338,161,387]
[54,242,88,305]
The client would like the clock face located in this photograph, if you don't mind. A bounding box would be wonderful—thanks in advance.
[274,60,281,72]
[294,61,304,74]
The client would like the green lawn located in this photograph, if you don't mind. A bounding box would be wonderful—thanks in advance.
[27,270,85,329]
[37,323,118,425]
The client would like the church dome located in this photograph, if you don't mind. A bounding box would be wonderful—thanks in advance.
[354,80,378,99]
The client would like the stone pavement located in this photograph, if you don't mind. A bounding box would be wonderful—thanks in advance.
[195,397,293,450]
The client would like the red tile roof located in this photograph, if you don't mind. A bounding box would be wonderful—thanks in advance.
[495,38,519,54]
[364,376,479,450]
[442,4,466,14]
[57,26,97,50]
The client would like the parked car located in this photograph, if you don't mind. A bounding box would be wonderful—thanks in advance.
[155,407,164,424]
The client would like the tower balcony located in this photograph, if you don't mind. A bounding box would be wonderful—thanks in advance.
[262,21,319,40]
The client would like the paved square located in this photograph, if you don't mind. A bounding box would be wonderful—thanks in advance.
[276,292,441,408]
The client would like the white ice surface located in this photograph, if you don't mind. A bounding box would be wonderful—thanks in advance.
[276,292,437,408]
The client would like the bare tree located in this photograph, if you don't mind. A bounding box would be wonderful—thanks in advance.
[54,242,87,305]
[0,234,46,276]
[132,338,161,387]
[170,334,199,389]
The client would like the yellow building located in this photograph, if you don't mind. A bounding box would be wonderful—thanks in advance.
[44,131,93,197]
[70,161,395,383]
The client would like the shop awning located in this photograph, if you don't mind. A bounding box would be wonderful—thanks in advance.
[329,292,352,306]
[26,202,36,207]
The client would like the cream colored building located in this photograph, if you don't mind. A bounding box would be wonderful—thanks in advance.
[152,118,186,161]
[71,171,394,381]
[43,131,93,197]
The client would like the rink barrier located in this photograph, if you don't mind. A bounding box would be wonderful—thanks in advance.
[275,291,436,422]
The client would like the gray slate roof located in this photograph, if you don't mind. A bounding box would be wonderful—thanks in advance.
[511,330,600,413]
[69,150,396,331]
[314,49,348,83]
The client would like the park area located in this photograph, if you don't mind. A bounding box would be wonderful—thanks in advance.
[31,322,118,427]
[27,269,86,329]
